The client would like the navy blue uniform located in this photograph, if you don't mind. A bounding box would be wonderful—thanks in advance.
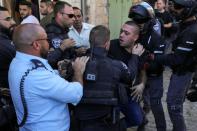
[108,39,143,127]
[0,30,16,131]
[75,47,140,131]
[0,31,15,88]
[155,20,197,131]
[137,29,166,131]
[155,20,197,70]
[45,19,76,68]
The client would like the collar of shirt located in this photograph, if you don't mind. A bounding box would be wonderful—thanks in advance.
[70,23,90,32]
[91,47,107,58]
[15,51,52,70]
[21,15,40,24]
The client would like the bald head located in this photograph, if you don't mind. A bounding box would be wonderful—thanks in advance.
[13,24,49,58]
[13,24,46,50]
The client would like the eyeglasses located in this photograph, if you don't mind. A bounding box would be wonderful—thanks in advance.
[0,17,12,21]
[36,38,50,42]
[31,38,50,45]
[61,12,75,18]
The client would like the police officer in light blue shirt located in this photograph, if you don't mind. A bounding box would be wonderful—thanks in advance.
[8,24,89,131]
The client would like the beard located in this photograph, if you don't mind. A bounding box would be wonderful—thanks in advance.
[40,46,49,59]
[41,12,47,16]
[0,24,17,38]
[73,21,82,29]
[0,24,10,35]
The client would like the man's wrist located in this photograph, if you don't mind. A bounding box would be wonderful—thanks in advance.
[73,72,83,85]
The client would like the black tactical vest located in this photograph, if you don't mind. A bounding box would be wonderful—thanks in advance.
[75,58,120,120]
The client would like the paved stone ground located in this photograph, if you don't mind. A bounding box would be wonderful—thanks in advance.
[127,68,197,131]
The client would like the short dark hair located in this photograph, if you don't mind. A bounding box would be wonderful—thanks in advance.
[0,6,8,11]
[157,0,167,5]
[73,6,83,16]
[19,1,32,8]
[54,1,72,16]
[40,0,53,6]
[72,6,80,10]
[124,20,140,35]
[89,25,110,47]
[40,0,52,2]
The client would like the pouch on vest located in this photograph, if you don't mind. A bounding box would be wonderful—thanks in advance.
[118,83,129,105]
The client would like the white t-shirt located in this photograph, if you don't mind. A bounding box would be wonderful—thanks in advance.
[68,23,94,48]
[21,15,40,24]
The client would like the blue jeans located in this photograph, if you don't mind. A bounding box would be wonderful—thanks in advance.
[143,75,166,131]
[120,96,143,127]
[167,72,192,131]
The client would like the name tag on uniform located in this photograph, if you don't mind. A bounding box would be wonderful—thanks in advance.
[86,74,96,81]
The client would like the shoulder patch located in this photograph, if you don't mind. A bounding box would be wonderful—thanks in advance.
[52,38,62,48]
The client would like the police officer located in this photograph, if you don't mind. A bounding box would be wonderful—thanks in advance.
[74,25,144,131]
[0,6,16,88]
[129,2,166,131]
[152,0,197,130]
[0,6,17,131]
[45,1,76,68]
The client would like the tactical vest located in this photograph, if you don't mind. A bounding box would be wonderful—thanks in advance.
[75,58,121,120]
[82,58,118,105]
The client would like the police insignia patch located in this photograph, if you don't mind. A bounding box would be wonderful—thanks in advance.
[52,38,62,48]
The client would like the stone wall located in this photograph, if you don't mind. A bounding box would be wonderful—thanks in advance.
[65,0,81,8]
[65,0,109,26]
[0,0,3,6]
[61,0,143,27]
[86,0,109,26]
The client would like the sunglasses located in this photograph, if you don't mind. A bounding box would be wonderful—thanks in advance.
[61,12,75,18]
[0,17,12,21]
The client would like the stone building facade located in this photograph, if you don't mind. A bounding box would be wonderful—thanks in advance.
[68,0,109,26]
[0,0,142,38]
